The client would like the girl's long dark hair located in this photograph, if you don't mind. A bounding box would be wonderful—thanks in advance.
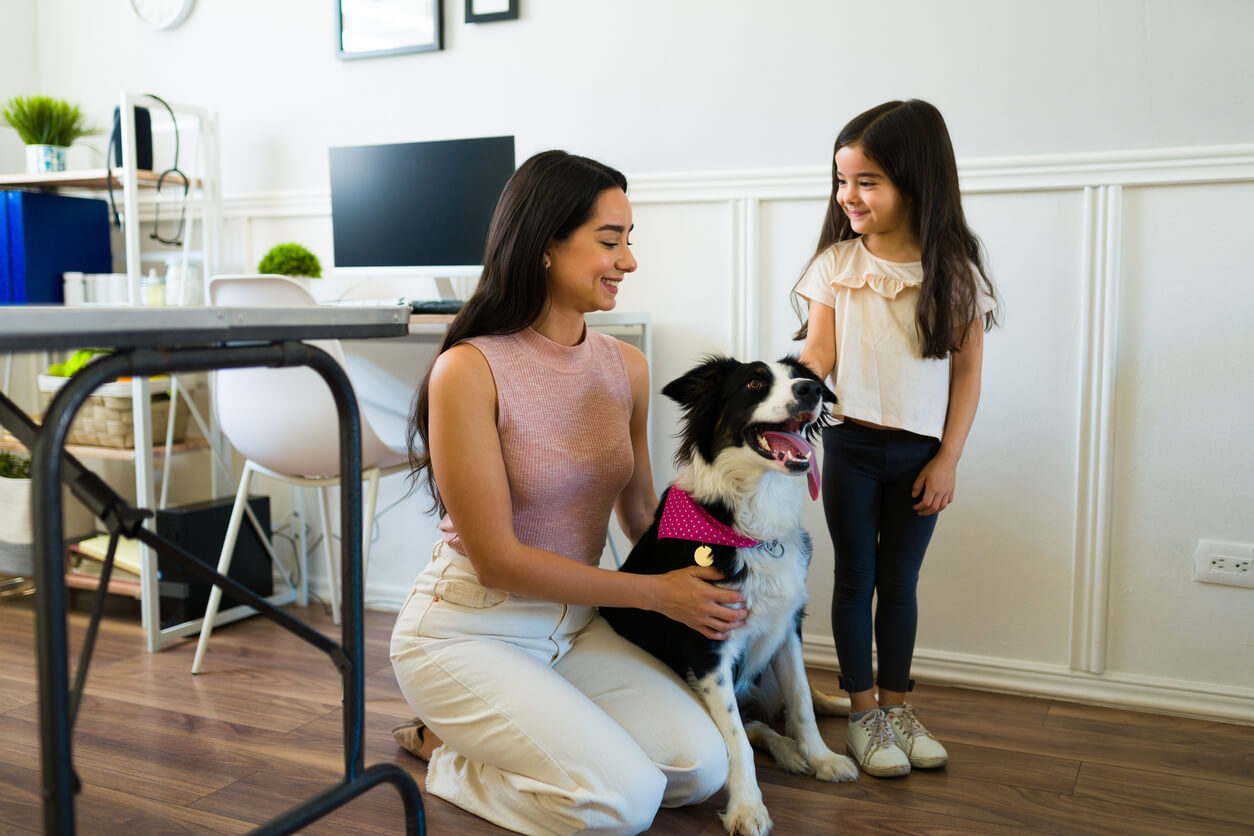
[407,150,628,513]
[793,99,998,358]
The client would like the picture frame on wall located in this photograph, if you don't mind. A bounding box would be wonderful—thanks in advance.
[465,0,517,24]
[337,0,443,60]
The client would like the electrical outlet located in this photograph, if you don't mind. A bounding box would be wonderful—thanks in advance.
[1193,539,1254,588]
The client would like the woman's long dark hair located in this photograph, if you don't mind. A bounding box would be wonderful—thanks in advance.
[407,150,629,513]
[793,99,998,358]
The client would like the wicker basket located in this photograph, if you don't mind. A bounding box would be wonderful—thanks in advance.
[37,375,189,449]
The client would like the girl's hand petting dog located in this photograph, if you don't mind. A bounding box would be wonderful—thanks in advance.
[652,566,748,640]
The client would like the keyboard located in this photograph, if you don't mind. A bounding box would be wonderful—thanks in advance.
[408,299,464,314]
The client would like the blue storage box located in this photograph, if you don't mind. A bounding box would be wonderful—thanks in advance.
[0,191,113,305]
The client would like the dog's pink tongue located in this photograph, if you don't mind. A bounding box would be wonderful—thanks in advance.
[761,431,820,500]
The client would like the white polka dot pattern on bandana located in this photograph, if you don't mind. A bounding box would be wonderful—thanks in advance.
[658,488,759,548]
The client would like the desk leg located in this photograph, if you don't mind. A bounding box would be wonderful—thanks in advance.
[26,403,79,834]
[21,345,424,834]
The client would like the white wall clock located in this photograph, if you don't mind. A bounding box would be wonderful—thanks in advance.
[130,0,196,30]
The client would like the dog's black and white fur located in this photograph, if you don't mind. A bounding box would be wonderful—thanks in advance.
[602,355,857,836]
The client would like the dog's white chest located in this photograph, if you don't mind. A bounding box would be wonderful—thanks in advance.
[725,539,809,686]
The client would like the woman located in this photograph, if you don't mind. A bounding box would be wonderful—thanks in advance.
[391,150,746,836]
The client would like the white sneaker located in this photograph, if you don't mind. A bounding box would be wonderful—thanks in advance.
[845,709,910,777]
[884,705,949,768]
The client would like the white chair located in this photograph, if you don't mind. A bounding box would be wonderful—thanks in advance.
[192,274,409,673]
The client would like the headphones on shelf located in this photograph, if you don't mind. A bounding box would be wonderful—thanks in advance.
[106,93,189,246]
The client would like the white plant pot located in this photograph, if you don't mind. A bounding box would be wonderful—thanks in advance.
[0,475,34,577]
[26,144,68,174]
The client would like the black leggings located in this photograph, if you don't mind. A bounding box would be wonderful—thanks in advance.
[821,421,941,694]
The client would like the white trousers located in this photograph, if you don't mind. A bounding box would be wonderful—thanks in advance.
[390,542,728,836]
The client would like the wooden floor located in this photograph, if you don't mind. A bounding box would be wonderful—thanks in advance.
[1,593,1252,835]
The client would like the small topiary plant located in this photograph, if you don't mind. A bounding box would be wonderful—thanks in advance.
[45,348,112,378]
[258,243,322,278]
[0,451,31,480]
[1,95,94,147]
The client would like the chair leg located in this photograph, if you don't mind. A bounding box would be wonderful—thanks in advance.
[317,485,341,625]
[192,461,255,674]
[294,485,308,606]
[362,468,381,595]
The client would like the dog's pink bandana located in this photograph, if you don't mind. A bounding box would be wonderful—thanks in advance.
[658,488,760,548]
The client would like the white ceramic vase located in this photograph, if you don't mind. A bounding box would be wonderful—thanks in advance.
[0,474,34,578]
[25,144,68,174]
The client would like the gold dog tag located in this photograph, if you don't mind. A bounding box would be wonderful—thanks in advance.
[694,545,714,566]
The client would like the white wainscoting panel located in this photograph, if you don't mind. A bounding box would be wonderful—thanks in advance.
[215,145,1254,723]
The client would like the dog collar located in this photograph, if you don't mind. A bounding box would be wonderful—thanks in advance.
[659,488,761,549]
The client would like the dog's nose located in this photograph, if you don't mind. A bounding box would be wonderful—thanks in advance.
[793,380,821,404]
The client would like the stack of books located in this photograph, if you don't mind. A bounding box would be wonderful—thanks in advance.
[66,534,142,597]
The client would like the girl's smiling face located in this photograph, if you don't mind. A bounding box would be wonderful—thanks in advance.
[835,143,917,253]
[545,187,637,313]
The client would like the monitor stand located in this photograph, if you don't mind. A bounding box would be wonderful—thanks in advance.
[434,276,458,301]
[435,275,479,301]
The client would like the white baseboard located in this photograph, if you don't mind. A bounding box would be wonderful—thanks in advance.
[331,590,1254,725]
[801,635,1254,726]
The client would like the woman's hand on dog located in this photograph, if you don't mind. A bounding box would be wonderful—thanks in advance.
[652,566,748,640]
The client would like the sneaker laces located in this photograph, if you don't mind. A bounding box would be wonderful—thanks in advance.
[858,709,899,759]
[888,705,932,742]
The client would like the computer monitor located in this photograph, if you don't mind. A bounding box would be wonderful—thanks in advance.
[328,135,516,292]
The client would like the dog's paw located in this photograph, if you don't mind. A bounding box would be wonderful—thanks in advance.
[809,748,859,783]
[745,720,812,775]
[720,801,773,836]
[770,736,812,775]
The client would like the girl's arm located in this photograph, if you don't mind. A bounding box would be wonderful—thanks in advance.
[613,341,658,543]
[429,343,745,639]
[798,299,836,380]
[912,318,984,515]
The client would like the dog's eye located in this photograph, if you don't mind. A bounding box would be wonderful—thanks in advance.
[747,379,765,390]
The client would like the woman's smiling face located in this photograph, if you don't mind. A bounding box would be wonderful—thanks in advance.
[545,187,637,313]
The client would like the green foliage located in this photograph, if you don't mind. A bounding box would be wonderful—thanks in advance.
[258,243,322,278]
[1,95,95,147]
[0,451,31,480]
[46,349,111,378]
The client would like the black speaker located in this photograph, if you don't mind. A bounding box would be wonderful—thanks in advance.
[111,105,153,171]
[155,496,274,629]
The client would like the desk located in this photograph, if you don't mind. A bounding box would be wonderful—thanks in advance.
[0,306,424,835]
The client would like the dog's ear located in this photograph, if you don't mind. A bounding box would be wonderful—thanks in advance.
[661,355,739,407]
[663,355,740,467]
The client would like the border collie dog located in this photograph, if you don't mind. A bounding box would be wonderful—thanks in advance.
[602,355,857,836]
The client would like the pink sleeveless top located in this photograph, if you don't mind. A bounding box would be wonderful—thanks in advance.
[439,326,635,565]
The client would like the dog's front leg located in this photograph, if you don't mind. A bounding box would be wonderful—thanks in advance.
[695,664,772,836]
[773,632,859,782]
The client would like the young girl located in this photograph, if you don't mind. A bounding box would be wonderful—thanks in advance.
[391,150,746,835]
[794,100,998,778]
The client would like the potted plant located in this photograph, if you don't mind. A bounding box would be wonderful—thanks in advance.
[258,243,323,282]
[1,95,96,174]
[0,450,34,596]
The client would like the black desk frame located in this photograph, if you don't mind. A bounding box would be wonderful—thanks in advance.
[0,336,424,834]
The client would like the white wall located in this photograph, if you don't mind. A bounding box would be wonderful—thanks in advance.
[17,1,1254,184]
[0,0,39,172]
[7,0,1253,721]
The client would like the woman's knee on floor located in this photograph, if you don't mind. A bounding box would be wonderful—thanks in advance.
[556,753,667,835]
[658,722,728,807]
